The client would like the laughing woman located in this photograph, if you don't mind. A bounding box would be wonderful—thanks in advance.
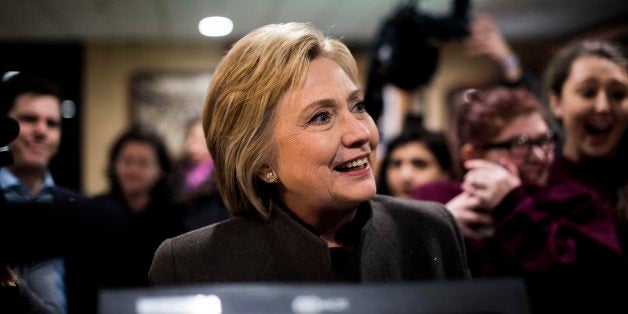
[149,23,469,284]
[526,40,627,312]
[544,40,628,254]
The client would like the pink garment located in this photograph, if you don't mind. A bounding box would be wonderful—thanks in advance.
[184,157,214,191]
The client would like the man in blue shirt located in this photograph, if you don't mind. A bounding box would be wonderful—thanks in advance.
[0,73,78,314]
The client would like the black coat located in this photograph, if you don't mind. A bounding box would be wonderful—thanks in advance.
[149,194,470,285]
[64,193,183,314]
[0,190,183,314]
[0,185,81,314]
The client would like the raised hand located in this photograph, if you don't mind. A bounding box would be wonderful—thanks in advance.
[446,191,494,240]
[462,158,521,210]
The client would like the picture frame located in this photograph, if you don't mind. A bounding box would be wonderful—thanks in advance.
[130,70,212,155]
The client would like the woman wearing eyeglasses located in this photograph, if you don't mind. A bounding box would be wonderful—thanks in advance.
[414,87,556,274]
[414,85,626,312]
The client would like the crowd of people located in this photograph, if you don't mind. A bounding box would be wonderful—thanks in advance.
[376,17,628,313]
[0,12,626,314]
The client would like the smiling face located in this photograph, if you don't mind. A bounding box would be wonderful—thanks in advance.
[271,57,378,220]
[481,112,554,185]
[551,55,628,161]
[8,93,61,172]
[385,141,448,198]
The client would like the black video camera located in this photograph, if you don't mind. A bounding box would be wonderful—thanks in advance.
[0,116,19,167]
[365,0,472,122]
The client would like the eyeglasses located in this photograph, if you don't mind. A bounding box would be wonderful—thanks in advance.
[482,130,556,159]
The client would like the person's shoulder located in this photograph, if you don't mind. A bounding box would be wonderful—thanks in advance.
[90,193,111,201]
[168,216,262,252]
[371,194,453,225]
[87,193,127,211]
[52,185,83,201]
[411,180,462,204]
[151,215,276,284]
[372,194,447,211]
[536,178,604,211]
[369,195,465,256]
[152,217,267,272]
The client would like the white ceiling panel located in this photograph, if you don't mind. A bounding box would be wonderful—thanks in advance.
[0,0,62,38]
[164,0,211,39]
[220,0,285,39]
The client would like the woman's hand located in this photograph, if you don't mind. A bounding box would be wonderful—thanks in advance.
[445,191,494,240]
[462,159,521,210]
[464,13,522,83]
[465,13,511,62]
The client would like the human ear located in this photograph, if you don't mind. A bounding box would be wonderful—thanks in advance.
[460,143,481,162]
[549,92,563,119]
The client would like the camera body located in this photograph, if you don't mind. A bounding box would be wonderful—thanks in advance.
[365,0,472,122]
[378,0,470,89]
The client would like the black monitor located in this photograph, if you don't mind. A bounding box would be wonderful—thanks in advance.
[100,278,530,314]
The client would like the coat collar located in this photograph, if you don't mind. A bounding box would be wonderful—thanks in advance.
[359,196,405,282]
[262,197,401,282]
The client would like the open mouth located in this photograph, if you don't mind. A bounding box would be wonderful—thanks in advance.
[334,157,368,172]
[584,121,613,136]
[583,114,615,136]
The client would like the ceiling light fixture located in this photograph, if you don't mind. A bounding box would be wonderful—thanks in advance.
[198,16,233,37]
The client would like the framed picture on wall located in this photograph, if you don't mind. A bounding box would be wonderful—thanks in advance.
[130,70,212,156]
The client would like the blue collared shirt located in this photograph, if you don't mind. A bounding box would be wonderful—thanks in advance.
[0,167,55,203]
[1,167,67,314]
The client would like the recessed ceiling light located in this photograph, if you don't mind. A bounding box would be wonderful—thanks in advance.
[198,16,233,37]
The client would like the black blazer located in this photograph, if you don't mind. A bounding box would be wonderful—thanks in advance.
[149,194,470,285]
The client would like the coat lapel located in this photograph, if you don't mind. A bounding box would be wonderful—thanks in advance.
[258,204,334,281]
[360,199,405,282]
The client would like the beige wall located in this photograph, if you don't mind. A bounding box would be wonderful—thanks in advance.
[83,41,224,196]
[423,42,502,131]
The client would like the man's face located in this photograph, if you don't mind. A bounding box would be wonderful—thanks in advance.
[7,92,62,171]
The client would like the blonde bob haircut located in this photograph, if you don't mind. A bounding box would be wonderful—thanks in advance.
[203,22,358,218]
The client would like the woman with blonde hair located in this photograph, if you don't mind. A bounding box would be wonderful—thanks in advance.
[150,23,469,284]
